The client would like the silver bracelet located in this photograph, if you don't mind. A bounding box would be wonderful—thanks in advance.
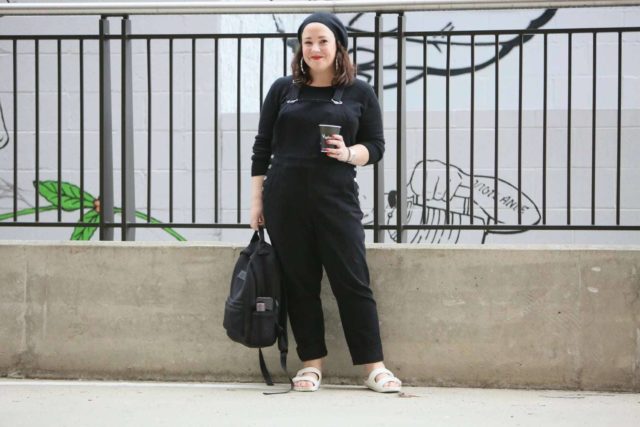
[346,147,356,164]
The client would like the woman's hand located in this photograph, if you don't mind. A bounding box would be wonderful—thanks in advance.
[250,199,265,231]
[324,134,350,162]
[250,175,266,230]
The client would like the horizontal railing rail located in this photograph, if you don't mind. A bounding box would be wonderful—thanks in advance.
[1,0,640,15]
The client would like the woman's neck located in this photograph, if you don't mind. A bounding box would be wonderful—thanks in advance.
[308,69,334,87]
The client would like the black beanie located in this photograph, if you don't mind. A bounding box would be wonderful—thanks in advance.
[297,12,348,49]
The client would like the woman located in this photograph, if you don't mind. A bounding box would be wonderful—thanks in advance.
[249,12,402,393]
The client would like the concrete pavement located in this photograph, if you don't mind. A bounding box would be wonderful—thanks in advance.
[1,379,639,427]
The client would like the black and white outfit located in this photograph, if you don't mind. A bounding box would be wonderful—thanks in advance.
[251,75,385,365]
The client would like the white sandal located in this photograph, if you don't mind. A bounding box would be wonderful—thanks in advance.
[364,367,402,393]
[292,367,322,392]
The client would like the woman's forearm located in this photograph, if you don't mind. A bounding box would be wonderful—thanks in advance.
[252,175,265,202]
[349,144,370,167]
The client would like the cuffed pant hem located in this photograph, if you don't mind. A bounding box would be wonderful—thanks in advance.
[297,343,328,362]
[351,351,384,366]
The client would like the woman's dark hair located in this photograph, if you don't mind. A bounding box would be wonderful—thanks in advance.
[292,43,356,86]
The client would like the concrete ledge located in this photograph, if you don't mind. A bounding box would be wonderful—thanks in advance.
[0,241,638,391]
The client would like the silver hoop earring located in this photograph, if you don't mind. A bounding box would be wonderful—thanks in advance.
[300,58,306,75]
[335,57,339,71]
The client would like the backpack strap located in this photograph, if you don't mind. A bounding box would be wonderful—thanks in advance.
[259,349,274,385]
[262,273,293,395]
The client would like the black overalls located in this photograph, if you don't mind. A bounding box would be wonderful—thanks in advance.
[262,83,384,365]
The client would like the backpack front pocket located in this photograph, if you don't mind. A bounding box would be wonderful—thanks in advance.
[248,310,277,348]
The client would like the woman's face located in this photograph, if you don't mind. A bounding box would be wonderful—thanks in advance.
[301,23,337,76]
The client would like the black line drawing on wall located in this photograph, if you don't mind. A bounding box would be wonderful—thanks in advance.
[0,103,8,150]
[347,9,557,86]
[0,1,11,150]
[361,160,541,244]
[0,177,32,209]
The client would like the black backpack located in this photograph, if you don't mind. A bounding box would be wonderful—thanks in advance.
[223,227,292,394]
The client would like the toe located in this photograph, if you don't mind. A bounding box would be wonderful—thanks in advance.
[374,372,400,388]
[295,380,312,389]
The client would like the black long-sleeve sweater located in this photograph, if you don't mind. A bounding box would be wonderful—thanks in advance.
[251,76,385,176]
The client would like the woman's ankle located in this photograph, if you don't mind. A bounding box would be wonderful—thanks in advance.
[302,357,324,371]
[363,361,385,374]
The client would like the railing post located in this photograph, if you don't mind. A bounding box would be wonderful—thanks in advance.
[395,12,407,243]
[121,15,136,240]
[99,16,114,240]
[373,12,385,243]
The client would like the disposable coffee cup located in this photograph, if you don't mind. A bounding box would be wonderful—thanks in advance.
[318,124,341,152]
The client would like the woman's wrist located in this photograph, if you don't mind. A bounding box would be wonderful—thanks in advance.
[346,147,356,164]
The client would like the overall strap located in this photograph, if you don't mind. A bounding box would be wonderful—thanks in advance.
[284,83,301,104]
[331,86,345,104]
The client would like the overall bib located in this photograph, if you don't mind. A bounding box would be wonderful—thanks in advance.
[262,83,384,365]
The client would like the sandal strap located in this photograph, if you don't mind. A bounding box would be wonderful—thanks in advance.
[375,375,400,387]
[367,367,393,383]
[293,367,322,384]
[292,375,319,386]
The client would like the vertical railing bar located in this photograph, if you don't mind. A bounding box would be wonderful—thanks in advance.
[373,12,385,243]
[470,34,475,224]
[422,34,427,225]
[119,16,136,241]
[147,37,152,222]
[99,18,105,238]
[518,33,523,225]
[169,38,173,223]
[57,38,62,222]
[591,32,597,225]
[445,34,450,225]
[494,34,499,224]
[282,37,287,76]
[353,35,357,67]
[616,30,622,225]
[543,33,547,225]
[259,37,264,111]
[396,12,407,243]
[12,39,17,221]
[35,40,40,221]
[192,37,196,223]
[121,18,127,240]
[99,16,115,241]
[237,38,242,224]
[80,39,85,221]
[567,32,572,225]
[214,37,219,223]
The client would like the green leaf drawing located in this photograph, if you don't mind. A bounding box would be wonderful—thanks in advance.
[34,180,95,212]
[2,181,187,242]
[114,208,187,241]
[70,209,101,241]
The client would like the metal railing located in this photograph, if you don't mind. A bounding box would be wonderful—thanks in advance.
[1,1,639,243]
[2,0,640,14]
